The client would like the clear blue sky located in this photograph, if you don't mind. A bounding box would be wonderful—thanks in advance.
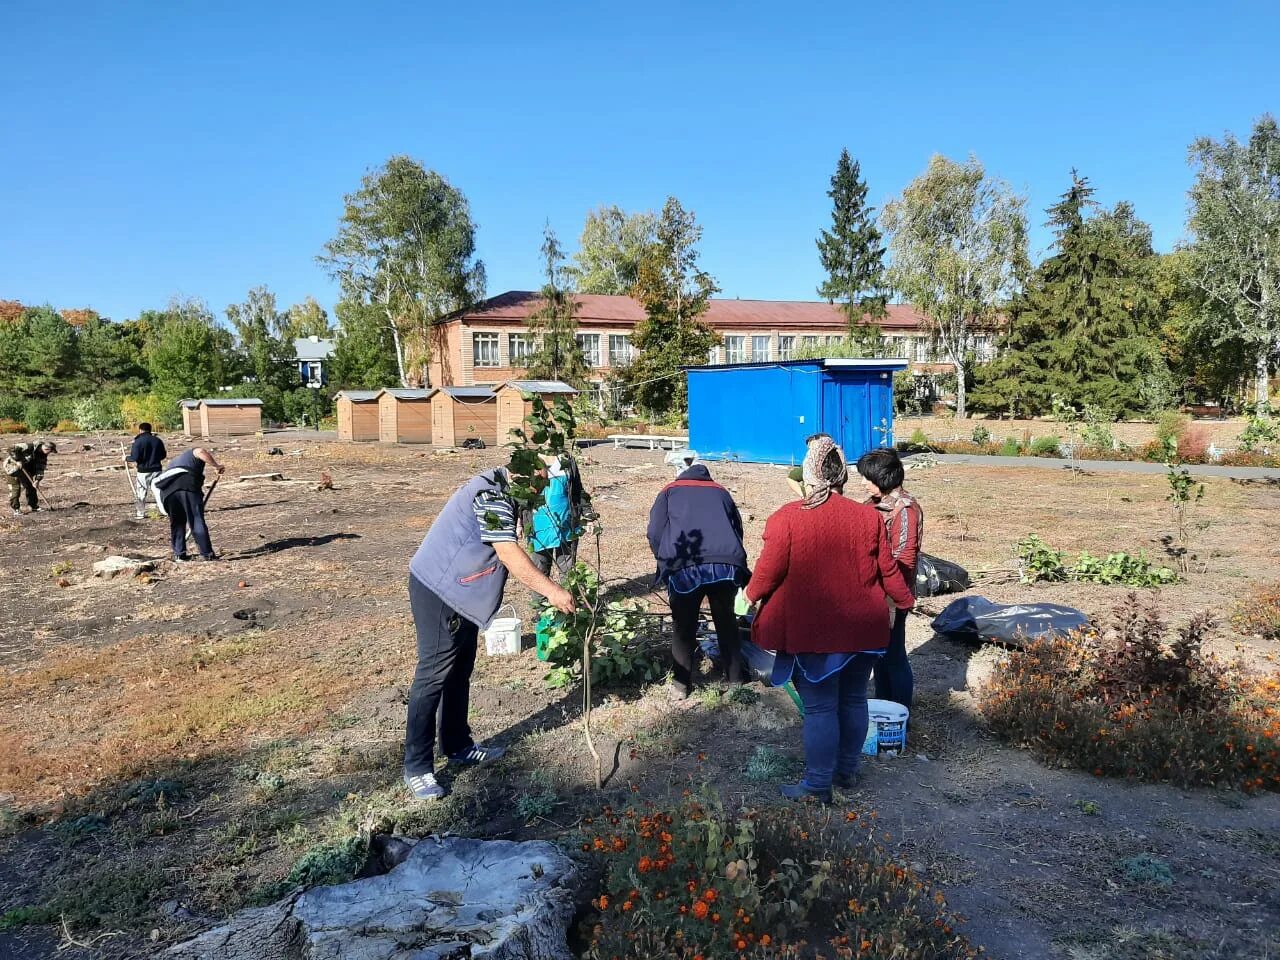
[2,0,1277,323]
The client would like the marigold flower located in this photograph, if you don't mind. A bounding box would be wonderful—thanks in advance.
[711,912,720,923]
[702,888,719,903]
[622,900,633,912]
[598,895,610,909]
[692,901,709,920]
[760,934,772,946]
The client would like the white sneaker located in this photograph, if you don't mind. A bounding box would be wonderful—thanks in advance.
[404,770,446,801]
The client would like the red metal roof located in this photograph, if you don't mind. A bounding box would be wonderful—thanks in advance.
[450,291,931,331]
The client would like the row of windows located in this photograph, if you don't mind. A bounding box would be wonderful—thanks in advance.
[475,330,998,368]
[472,333,636,368]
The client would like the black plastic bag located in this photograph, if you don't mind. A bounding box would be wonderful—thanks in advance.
[916,553,971,596]
[930,596,1088,647]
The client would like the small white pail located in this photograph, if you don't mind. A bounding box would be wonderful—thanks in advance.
[484,605,522,656]
[867,698,909,753]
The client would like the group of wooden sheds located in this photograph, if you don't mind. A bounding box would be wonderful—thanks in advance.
[335,380,578,446]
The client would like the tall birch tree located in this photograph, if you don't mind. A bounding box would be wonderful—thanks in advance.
[1187,115,1280,406]
[318,157,485,386]
[881,154,1028,419]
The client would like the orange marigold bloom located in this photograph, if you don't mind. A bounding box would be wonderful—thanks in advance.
[692,901,709,920]
[760,934,772,946]
[736,939,747,950]
[711,913,720,923]
[638,856,654,873]
[622,901,633,912]
[598,895,610,909]
[702,888,719,903]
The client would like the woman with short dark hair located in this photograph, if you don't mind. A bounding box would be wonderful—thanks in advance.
[855,448,924,711]
[748,437,915,802]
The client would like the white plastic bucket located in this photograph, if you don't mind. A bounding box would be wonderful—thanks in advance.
[484,605,522,656]
[867,698,909,753]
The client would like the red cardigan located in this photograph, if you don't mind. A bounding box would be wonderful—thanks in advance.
[746,494,916,655]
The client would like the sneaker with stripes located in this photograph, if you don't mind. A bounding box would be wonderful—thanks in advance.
[448,744,506,766]
[403,770,446,801]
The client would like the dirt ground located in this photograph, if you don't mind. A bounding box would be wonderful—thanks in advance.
[0,433,1278,959]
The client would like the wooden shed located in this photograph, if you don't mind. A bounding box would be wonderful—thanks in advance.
[180,398,263,438]
[495,380,579,442]
[180,400,199,437]
[334,390,382,441]
[431,387,498,448]
[378,388,436,444]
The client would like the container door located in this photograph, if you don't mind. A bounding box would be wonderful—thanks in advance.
[821,376,874,462]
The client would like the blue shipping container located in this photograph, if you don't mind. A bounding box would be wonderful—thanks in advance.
[686,359,908,465]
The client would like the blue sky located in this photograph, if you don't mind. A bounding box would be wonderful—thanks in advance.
[2,0,1277,323]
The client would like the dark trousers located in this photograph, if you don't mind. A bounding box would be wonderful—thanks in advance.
[530,542,578,594]
[7,475,37,510]
[873,609,913,709]
[404,576,478,775]
[792,653,878,791]
[668,581,742,694]
[166,489,214,559]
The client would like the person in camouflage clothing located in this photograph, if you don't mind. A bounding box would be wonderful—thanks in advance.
[4,440,57,515]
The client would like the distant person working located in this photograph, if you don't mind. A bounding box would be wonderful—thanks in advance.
[124,422,166,520]
[153,447,225,562]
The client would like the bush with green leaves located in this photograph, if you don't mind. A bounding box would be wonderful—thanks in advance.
[1016,535,1176,586]
[22,399,61,432]
[71,394,124,431]
[1028,435,1062,457]
[1239,405,1278,452]
[970,424,991,444]
[540,564,662,689]
[281,387,332,427]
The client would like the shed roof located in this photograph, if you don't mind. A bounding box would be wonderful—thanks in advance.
[683,358,909,373]
[293,336,337,361]
[333,389,381,401]
[498,380,579,395]
[380,388,437,400]
[179,398,264,407]
[439,386,496,399]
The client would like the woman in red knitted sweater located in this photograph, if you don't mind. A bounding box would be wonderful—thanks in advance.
[747,437,915,802]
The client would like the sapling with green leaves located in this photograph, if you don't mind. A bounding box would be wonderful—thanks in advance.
[1163,436,1205,574]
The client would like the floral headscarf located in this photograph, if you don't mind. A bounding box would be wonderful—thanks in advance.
[801,435,847,510]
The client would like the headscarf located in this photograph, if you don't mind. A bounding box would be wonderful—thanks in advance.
[801,435,847,510]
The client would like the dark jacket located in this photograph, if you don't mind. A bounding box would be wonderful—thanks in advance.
[156,449,206,497]
[646,464,748,583]
[128,433,167,473]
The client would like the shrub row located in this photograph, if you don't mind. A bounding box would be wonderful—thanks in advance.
[980,598,1279,793]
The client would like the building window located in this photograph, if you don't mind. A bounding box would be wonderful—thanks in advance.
[509,333,533,365]
[800,335,819,350]
[751,335,771,361]
[473,333,500,367]
[724,336,746,364]
[914,338,934,362]
[575,333,601,367]
[708,346,722,365]
[608,334,635,367]
[778,336,795,360]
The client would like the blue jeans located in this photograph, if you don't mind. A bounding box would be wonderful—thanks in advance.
[873,609,913,710]
[791,653,878,791]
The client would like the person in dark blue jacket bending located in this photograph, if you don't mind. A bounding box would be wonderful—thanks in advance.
[647,462,749,698]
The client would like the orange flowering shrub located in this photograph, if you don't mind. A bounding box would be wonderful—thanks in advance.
[1232,581,1280,642]
[980,598,1280,792]
[581,794,978,960]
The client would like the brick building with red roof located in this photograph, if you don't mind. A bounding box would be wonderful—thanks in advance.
[427,291,997,393]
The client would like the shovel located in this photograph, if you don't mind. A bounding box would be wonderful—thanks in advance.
[19,467,54,511]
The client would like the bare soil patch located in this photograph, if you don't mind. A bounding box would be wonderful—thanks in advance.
[0,433,1277,959]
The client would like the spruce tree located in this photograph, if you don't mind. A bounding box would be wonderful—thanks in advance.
[816,148,888,346]
[972,173,1160,417]
[525,225,589,386]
